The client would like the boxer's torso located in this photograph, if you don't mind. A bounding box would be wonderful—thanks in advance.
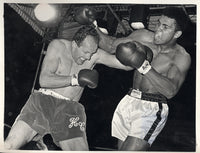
[131,31,188,95]
[46,39,96,102]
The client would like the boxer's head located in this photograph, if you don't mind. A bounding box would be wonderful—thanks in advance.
[162,7,189,32]
[154,7,189,45]
[73,25,99,46]
[72,26,99,65]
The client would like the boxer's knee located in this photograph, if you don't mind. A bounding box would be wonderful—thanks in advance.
[59,137,89,151]
[4,136,17,149]
[4,141,11,149]
[4,120,38,149]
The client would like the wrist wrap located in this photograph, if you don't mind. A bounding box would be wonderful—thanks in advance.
[71,74,79,86]
[137,60,152,74]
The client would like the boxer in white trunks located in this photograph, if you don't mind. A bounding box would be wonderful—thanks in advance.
[95,6,191,150]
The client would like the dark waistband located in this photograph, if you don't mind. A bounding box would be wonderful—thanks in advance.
[128,88,167,104]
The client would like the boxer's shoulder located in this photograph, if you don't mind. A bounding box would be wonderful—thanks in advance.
[49,39,70,49]
[47,39,72,56]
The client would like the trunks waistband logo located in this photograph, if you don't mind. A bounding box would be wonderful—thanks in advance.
[68,117,85,131]
[130,89,142,99]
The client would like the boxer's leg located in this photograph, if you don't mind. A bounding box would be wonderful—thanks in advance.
[5,120,37,149]
[58,125,88,151]
[59,136,88,151]
[51,99,88,150]
[117,139,123,149]
[118,136,150,151]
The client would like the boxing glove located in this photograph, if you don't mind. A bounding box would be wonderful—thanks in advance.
[74,6,96,25]
[116,41,152,74]
[71,69,99,88]
[144,45,153,62]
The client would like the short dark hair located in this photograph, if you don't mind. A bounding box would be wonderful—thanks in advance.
[73,25,99,46]
[162,7,189,32]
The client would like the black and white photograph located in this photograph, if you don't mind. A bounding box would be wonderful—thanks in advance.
[1,1,199,152]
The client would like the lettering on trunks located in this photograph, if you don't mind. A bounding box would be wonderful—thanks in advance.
[68,116,85,131]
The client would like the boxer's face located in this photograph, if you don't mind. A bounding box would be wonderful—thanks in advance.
[154,15,178,45]
[73,35,98,65]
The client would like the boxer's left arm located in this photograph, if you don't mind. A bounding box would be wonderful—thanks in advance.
[93,48,133,71]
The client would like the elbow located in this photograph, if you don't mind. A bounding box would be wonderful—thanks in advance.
[39,75,48,88]
[126,66,134,71]
[39,78,45,87]
[124,67,133,71]
[165,94,174,99]
[164,87,178,99]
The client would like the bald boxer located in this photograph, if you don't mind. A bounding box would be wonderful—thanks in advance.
[94,7,191,150]
[4,25,132,151]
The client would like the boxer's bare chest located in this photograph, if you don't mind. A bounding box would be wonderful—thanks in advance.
[55,52,95,76]
[52,51,96,101]
[133,47,176,92]
[143,42,176,75]
[151,50,175,75]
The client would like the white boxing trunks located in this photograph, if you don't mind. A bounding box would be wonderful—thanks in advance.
[112,89,169,145]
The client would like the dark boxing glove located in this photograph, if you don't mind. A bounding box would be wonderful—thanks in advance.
[71,69,99,88]
[144,45,153,62]
[74,6,96,25]
[116,41,152,74]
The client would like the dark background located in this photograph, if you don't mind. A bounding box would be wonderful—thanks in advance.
[4,4,196,151]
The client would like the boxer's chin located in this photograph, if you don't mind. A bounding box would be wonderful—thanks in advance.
[153,38,162,45]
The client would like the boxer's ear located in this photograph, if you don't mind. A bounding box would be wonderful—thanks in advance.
[174,31,182,39]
